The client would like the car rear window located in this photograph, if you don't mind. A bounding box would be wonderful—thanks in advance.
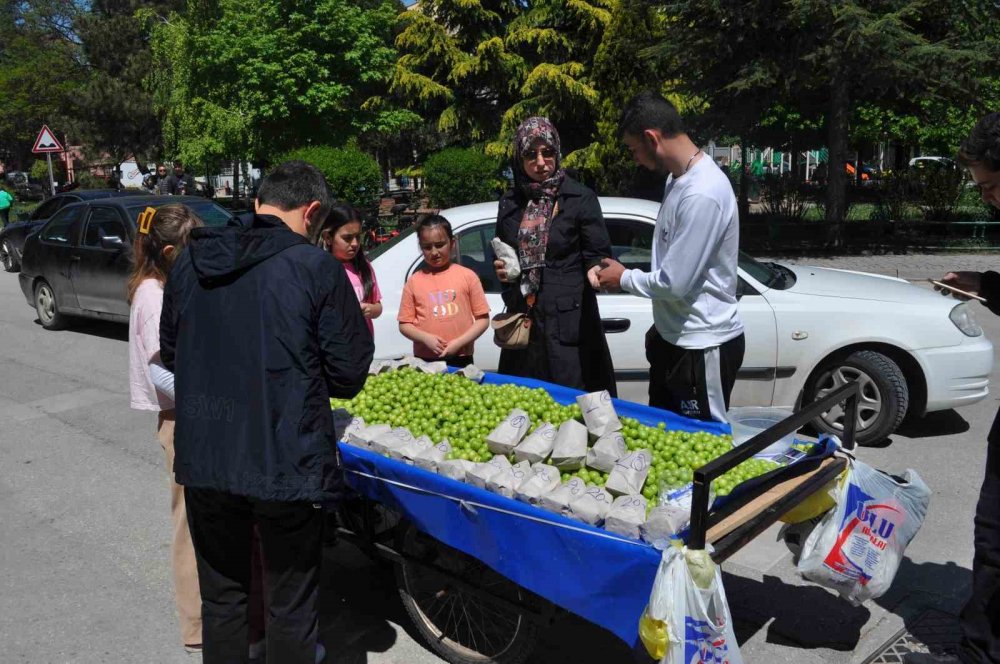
[127,201,233,227]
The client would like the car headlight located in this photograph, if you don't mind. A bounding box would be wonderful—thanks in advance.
[950,302,983,337]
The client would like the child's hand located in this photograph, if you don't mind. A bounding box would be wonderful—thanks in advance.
[424,333,448,356]
[442,340,464,357]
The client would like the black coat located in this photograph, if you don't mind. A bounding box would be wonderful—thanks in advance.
[495,176,617,395]
[160,213,373,502]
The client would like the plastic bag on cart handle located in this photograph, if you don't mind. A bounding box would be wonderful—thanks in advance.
[640,544,743,664]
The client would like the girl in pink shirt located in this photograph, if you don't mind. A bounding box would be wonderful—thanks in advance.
[314,203,382,335]
[126,204,203,653]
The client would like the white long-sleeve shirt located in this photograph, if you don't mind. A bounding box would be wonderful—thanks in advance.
[620,155,743,349]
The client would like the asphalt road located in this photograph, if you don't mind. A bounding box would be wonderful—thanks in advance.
[0,271,996,664]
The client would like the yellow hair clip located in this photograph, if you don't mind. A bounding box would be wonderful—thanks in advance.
[137,207,157,235]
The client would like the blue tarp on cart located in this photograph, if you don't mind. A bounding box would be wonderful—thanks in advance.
[338,371,731,648]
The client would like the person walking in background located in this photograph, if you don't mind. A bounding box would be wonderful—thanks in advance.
[164,161,196,196]
[399,215,490,367]
[313,202,383,337]
[492,116,618,394]
[159,161,373,664]
[598,91,744,423]
[0,186,13,227]
[922,112,1000,664]
[126,204,204,654]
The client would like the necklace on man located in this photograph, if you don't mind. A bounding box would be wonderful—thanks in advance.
[683,151,701,175]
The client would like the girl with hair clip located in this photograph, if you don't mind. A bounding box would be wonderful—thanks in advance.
[126,204,204,653]
[312,202,383,335]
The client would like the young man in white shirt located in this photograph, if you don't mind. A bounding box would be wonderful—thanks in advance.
[597,91,744,422]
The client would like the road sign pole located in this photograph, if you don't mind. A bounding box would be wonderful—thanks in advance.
[46,152,56,196]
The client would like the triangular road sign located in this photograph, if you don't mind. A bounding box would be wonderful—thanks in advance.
[32,125,64,153]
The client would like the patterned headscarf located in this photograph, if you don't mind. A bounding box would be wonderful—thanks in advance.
[513,116,565,297]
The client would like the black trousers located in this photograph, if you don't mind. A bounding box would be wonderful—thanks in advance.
[417,354,474,368]
[185,487,324,664]
[645,327,745,422]
[960,409,1000,663]
[0,207,8,227]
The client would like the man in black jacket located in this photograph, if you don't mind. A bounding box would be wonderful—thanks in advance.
[160,160,373,663]
[925,112,1000,664]
[164,160,197,196]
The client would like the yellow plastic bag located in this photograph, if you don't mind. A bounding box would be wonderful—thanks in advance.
[639,608,668,660]
[779,470,846,524]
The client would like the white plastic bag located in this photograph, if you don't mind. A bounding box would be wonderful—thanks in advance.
[514,422,557,464]
[413,440,452,471]
[515,463,562,504]
[577,390,622,437]
[645,546,744,664]
[587,431,627,473]
[540,477,588,515]
[550,420,588,470]
[797,458,930,605]
[490,237,521,280]
[606,449,652,496]
[486,409,531,455]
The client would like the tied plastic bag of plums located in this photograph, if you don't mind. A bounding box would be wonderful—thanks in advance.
[487,409,531,455]
[577,390,622,437]
[347,423,390,449]
[391,435,434,463]
[438,459,476,482]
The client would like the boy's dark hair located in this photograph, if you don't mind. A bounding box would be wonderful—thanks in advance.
[172,160,183,168]
[617,91,685,139]
[417,214,453,240]
[257,161,333,220]
[959,113,1000,172]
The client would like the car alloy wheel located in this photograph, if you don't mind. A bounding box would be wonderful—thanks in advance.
[0,240,16,272]
[34,281,67,330]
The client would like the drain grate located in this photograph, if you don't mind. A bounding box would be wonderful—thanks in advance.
[862,609,963,664]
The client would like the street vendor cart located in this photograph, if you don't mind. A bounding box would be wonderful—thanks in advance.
[333,371,859,664]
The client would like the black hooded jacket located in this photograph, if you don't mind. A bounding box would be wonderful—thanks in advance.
[160,213,373,502]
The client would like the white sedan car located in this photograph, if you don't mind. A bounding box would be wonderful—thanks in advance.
[368,198,993,445]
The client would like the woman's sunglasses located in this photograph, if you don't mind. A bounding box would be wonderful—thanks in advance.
[522,147,556,160]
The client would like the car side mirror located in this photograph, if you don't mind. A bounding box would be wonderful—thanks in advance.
[100,235,125,251]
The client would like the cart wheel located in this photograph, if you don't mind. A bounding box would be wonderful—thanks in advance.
[395,525,541,664]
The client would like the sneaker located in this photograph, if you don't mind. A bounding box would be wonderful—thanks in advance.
[184,644,203,654]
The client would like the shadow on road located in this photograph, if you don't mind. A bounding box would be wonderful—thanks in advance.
[896,410,971,439]
[33,317,128,342]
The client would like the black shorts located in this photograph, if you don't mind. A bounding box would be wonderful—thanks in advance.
[645,326,745,422]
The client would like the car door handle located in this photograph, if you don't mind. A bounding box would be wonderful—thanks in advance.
[602,318,631,333]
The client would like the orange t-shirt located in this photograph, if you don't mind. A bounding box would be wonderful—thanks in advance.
[397,264,490,358]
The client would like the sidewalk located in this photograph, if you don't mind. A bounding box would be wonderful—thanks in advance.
[761,253,1000,281]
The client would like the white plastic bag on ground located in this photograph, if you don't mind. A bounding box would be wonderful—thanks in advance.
[797,458,931,605]
[587,432,628,473]
[577,390,622,437]
[486,409,531,455]
[515,463,562,504]
[569,485,614,525]
[604,495,647,539]
[645,546,744,664]
[467,455,513,489]
[413,440,452,471]
[514,423,557,464]
[606,449,652,496]
[487,460,532,498]
[550,420,588,470]
[540,477,588,515]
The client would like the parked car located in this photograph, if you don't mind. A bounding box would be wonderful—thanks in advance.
[4,171,45,201]
[1,189,131,272]
[18,195,233,328]
[909,156,958,171]
[367,198,993,445]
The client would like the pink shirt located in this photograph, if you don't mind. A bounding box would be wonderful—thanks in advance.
[343,260,381,335]
[128,279,173,411]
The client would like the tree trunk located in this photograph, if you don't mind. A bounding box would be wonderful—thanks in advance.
[739,139,750,222]
[232,159,240,208]
[826,63,850,245]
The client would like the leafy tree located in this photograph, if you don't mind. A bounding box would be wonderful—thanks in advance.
[279,145,382,209]
[423,148,501,208]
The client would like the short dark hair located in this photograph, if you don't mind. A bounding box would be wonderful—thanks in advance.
[959,113,1000,172]
[257,161,333,220]
[172,160,183,168]
[617,91,685,139]
[416,214,453,240]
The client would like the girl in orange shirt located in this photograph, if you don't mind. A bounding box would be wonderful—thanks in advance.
[398,215,490,367]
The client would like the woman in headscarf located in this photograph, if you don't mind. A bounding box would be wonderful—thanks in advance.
[493,116,617,395]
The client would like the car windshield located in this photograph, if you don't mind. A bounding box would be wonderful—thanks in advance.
[739,252,795,290]
[368,225,416,260]
[127,201,233,227]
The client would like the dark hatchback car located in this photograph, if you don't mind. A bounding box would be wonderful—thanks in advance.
[1,189,131,272]
[18,195,233,329]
